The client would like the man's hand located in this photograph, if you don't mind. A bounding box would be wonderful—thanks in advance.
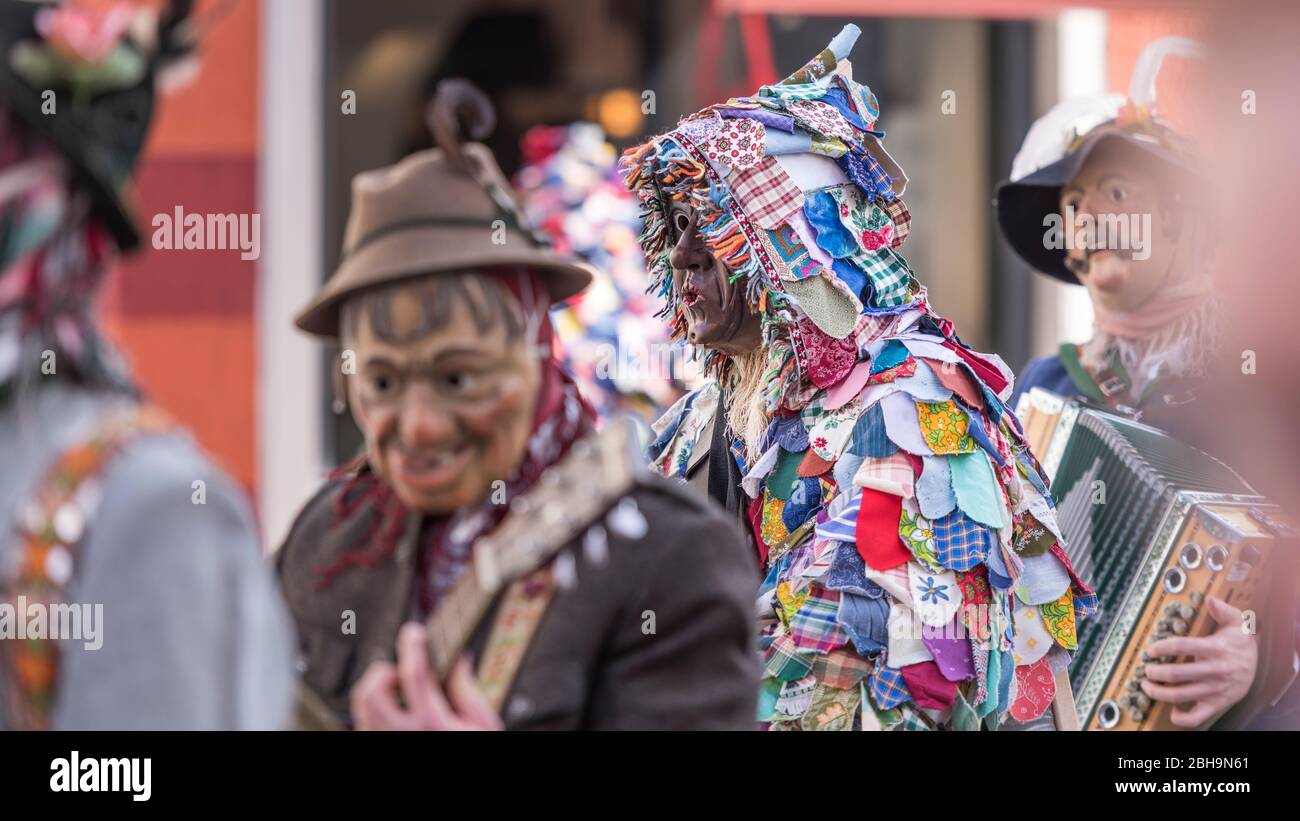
[1141,595,1257,728]
[350,622,504,731]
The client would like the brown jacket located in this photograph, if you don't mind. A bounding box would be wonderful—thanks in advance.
[275,433,760,730]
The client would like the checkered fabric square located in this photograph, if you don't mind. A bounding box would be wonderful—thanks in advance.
[852,451,915,498]
[868,664,912,709]
[789,586,849,654]
[931,510,992,572]
[728,156,805,230]
[851,246,912,307]
[814,647,873,689]
[765,632,815,682]
[880,198,911,248]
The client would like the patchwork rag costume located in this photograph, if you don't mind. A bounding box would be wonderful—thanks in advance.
[625,24,1096,730]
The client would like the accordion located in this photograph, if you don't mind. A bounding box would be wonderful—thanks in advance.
[1016,388,1288,730]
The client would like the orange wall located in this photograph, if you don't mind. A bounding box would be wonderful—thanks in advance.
[100,0,260,498]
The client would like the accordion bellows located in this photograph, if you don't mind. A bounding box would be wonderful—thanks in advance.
[633,25,1096,730]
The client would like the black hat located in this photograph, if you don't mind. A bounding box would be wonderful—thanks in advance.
[0,0,195,253]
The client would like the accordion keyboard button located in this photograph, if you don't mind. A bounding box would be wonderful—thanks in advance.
[1178,604,1195,620]
[1170,618,1189,635]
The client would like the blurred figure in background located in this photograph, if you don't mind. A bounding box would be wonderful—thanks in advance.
[1001,40,1216,445]
[997,37,1297,729]
[279,82,758,731]
[514,122,687,428]
[1198,0,1300,730]
[0,0,293,729]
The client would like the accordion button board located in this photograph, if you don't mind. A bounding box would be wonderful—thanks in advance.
[1088,504,1275,730]
[1014,388,1289,731]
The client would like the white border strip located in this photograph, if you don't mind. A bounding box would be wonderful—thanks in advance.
[257,0,325,552]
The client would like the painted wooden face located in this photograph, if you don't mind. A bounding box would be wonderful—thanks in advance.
[1058,138,1182,312]
[342,273,540,514]
[665,200,762,356]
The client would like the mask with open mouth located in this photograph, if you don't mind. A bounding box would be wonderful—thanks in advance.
[668,204,762,355]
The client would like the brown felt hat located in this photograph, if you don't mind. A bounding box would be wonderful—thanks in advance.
[295,86,592,337]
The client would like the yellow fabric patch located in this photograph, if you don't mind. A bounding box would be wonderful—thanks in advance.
[1039,588,1078,650]
[776,581,809,626]
[916,399,975,454]
[761,493,791,547]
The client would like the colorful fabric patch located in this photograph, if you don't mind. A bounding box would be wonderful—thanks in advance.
[1011,603,1053,667]
[829,185,895,253]
[922,620,976,682]
[1039,588,1078,650]
[767,448,804,501]
[837,589,889,655]
[908,562,960,627]
[836,148,894,202]
[1051,543,1099,618]
[700,116,765,170]
[773,673,819,720]
[930,509,991,572]
[916,399,975,454]
[763,497,793,554]
[801,681,861,730]
[924,358,984,410]
[764,632,815,682]
[899,661,959,710]
[949,449,1008,530]
[868,664,912,710]
[799,318,858,389]
[787,98,861,144]
[880,391,934,456]
[1009,657,1057,722]
[870,357,916,385]
[803,190,859,258]
[809,134,850,158]
[763,223,823,281]
[845,401,896,458]
[956,567,993,644]
[718,105,794,132]
[815,489,860,544]
[789,586,849,654]
[870,338,911,374]
[814,647,874,690]
[880,197,911,247]
[1014,551,1072,606]
[729,156,805,230]
[898,502,941,572]
[856,487,910,570]
[798,448,835,478]
[852,451,915,498]
[1008,514,1060,558]
[915,454,957,520]
[775,578,809,625]
[851,246,912,308]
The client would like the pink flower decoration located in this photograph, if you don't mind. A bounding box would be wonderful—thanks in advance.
[35,4,135,65]
[859,224,894,251]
